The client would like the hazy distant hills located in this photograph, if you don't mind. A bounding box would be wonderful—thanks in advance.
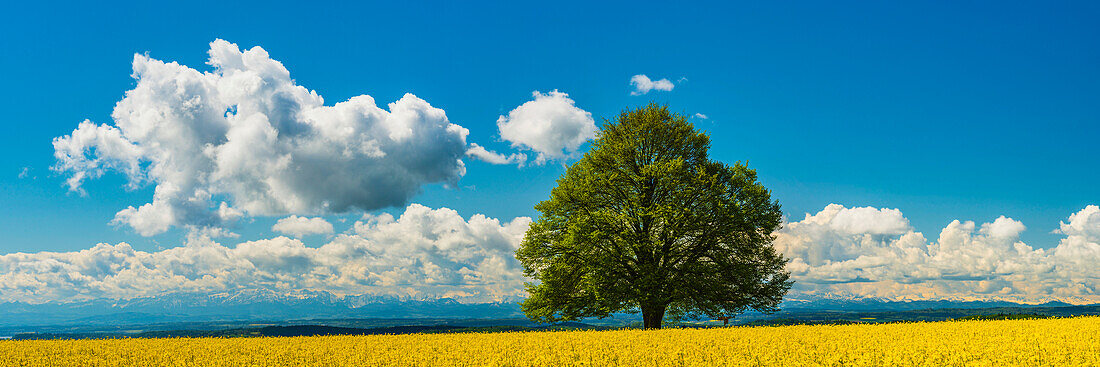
[779,298,1077,312]
[0,289,525,327]
[0,289,1090,329]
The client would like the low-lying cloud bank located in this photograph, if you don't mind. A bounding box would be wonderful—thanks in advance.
[0,204,531,304]
[1,204,1097,305]
[776,204,1100,304]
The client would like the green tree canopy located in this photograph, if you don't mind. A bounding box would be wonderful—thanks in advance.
[516,104,791,329]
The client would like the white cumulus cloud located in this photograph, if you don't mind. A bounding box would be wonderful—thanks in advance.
[272,215,334,237]
[1057,205,1100,241]
[465,143,527,166]
[496,90,596,165]
[775,204,1100,304]
[3,203,1098,305]
[52,40,471,236]
[0,204,532,304]
[629,74,675,95]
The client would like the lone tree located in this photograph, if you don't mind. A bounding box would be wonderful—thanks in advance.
[516,104,791,329]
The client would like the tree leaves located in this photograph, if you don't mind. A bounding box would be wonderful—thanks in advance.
[517,104,791,328]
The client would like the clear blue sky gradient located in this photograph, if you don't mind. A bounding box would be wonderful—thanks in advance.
[1,0,1097,252]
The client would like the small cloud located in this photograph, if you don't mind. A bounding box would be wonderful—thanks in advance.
[677,77,689,83]
[630,74,675,95]
[496,90,596,165]
[272,215,334,238]
[18,167,30,179]
[694,113,709,120]
[187,226,240,240]
[466,143,527,166]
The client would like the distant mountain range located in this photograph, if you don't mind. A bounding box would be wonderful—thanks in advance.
[777,298,1078,312]
[0,289,524,327]
[0,289,1090,329]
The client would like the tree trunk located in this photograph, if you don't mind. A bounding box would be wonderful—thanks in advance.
[641,304,667,329]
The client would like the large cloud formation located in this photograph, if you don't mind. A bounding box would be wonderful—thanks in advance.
[0,203,1097,304]
[775,204,1100,304]
[495,90,596,165]
[0,204,531,304]
[52,40,470,236]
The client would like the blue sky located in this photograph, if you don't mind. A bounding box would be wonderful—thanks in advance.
[1,1,1098,303]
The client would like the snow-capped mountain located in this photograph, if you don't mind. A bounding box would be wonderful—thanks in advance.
[1,290,1088,328]
[0,289,523,327]
[778,297,1076,312]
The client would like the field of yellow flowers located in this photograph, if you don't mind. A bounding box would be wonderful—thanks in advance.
[2,316,1098,366]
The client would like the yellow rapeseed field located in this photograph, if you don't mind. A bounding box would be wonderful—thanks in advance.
[2,317,1098,366]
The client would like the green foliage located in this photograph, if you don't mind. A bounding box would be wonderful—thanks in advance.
[516,104,791,329]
